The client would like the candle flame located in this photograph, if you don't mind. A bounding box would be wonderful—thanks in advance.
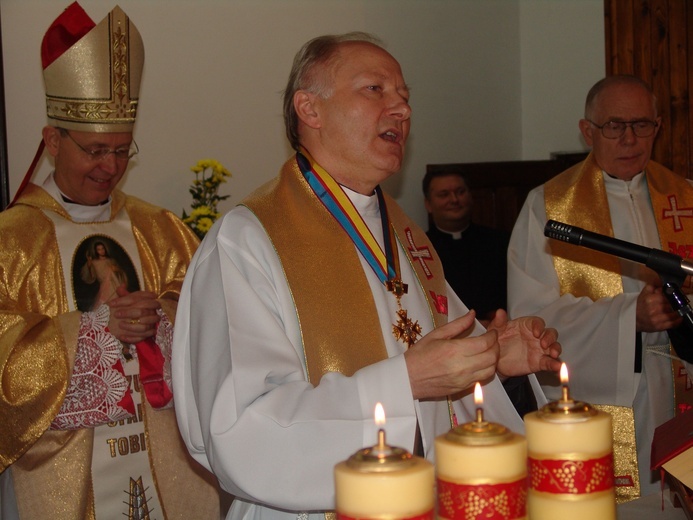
[474,382,483,406]
[374,402,385,427]
[560,363,569,385]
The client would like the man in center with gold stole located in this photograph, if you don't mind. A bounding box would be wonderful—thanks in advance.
[508,75,693,500]
[173,32,562,520]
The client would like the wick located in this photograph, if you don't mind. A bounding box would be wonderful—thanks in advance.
[560,385,571,403]
[377,428,386,451]
[475,407,484,423]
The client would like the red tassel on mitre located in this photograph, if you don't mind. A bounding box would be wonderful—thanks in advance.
[6,2,95,210]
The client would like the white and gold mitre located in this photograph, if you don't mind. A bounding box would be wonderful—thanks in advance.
[42,3,144,132]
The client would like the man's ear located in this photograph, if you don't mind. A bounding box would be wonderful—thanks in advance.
[42,126,61,157]
[294,90,321,129]
[578,119,594,147]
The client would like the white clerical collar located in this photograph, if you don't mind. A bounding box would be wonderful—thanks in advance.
[434,224,469,240]
[602,169,646,186]
[341,184,380,218]
[43,172,113,223]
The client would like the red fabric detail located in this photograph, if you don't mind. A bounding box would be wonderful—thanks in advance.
[429,291,448,315]
[437,477,527,520]
[113,358,135,415]
[137,337,173,409]
[41,2,95,69]
[6,141,44,210]
[337,510,434,520]
[528,453,614,494]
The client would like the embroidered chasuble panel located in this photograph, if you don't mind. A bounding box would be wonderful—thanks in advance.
[42,209,164,519]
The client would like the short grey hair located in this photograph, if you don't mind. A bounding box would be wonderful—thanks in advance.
[282,32,384,150]
[584,75,657,119]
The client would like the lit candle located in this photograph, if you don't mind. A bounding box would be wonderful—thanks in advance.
[334,403,435,520]
[435,383,527,520]
[524,363,615,519]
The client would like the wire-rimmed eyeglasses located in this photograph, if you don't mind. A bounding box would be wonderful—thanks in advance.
[586,119,659,139]
[63,130,139,161]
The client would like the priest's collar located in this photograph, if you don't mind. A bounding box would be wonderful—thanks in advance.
[42,172,112,222]
[434,223,470,240]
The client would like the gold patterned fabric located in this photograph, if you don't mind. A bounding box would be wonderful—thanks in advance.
[0,183,221,519]
[43,5,143,132]
[544,154,693,503]
[243,156,447,386]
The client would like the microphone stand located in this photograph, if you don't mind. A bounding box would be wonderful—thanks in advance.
[544,220,693,333]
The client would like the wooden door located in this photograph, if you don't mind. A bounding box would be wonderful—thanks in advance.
[605,0,693,179]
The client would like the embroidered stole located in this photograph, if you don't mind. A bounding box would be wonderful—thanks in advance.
[243,155,448,386]
[42,204,164,519]
[545,153,693,502]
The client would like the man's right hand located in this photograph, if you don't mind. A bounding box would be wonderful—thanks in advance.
[404,311,499,400]
[636,282,682,332]
[107,289,162,344]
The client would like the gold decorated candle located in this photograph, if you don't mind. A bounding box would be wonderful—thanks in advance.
[435,383,527,520]
[524,364,616,519]
[334,403,435,520]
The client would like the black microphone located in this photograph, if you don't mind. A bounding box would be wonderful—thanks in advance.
[544,220,693,280]
[545,219,693,356]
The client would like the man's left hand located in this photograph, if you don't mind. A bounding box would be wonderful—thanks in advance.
[486,309,562,378]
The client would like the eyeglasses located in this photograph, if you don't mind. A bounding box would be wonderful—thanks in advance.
[63,130,139,161]
[586,119,659,139]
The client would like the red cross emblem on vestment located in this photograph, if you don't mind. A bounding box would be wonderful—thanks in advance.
[663,195,693,232]
[429,291,448,315]
[404,227,434,279]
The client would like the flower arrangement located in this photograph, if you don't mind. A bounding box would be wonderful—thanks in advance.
[182,159,232,239]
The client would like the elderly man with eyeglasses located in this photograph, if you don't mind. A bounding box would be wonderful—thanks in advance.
[508,75,693,501]
[0,4,222,519]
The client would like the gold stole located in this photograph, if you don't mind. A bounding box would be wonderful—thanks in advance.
[545,153,693,502]
[243,157,448,386]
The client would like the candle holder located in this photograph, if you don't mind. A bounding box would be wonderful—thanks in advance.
[335,427,434,520]
[345,429,417,472]
[524,371,616,520]
[435,385,527,520]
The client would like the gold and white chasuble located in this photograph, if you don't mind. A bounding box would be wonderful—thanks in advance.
[544,153,693,502]
[0,182,219,520]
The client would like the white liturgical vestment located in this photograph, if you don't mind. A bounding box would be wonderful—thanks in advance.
[174,186,546,520]
[508,171,693,497]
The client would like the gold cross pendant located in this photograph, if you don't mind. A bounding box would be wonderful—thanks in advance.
[392,308,422,348]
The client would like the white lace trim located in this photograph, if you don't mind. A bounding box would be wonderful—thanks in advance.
[50,304,133,430]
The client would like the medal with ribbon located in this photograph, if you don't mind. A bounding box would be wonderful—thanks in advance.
[297,149,422,348]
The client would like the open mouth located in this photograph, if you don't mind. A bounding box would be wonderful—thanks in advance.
[381,130,399,143]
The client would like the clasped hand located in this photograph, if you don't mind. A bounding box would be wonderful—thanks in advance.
[404,310,561,400]
[107,287,161,344]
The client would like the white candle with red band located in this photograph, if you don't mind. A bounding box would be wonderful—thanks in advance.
[334,403,435,520]
[435,383,528,520]
[524,364,616,519]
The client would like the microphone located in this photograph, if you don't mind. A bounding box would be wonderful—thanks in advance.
[544,220,693,280]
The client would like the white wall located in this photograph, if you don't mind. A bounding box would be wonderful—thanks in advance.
[519,0,605,159]
[1,0,603,228]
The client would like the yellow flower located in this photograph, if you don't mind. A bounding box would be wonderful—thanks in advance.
[183,158,232,238]
[197,217,214,233]
[190,205,215,217]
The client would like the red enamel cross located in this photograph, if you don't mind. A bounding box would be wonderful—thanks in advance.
[404,227,434,279]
